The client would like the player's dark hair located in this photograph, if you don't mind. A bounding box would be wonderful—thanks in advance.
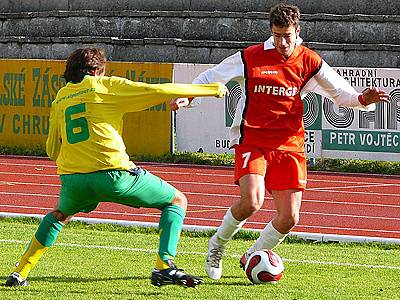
[269,3,300,29]
[63,48,107,83]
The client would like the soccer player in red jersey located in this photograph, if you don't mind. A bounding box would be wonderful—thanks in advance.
[172,3,389,280]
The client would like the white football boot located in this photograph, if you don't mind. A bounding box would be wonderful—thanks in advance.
[205,236,225,280]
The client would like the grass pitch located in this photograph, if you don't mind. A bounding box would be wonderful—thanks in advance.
[1,219,399,300]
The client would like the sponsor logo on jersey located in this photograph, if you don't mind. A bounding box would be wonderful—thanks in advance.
[253,85,298,96]
[260,70,278,75]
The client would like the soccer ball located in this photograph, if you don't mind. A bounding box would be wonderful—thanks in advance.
[244,249,284,284]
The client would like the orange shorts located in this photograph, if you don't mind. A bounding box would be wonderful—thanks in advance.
[234,144,307,192]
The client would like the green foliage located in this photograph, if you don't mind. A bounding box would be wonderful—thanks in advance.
[310,158,400,175]
[0,145,46,156]
[131,151,235,166]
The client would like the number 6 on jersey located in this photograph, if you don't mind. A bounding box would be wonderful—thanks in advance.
[65,103,90,144]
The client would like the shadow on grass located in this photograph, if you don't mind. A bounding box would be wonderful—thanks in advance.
[0,274,257,295]
[19,275,148,283]
[0,275,163,298]
[203,275,253,286]
[0,274,150,287]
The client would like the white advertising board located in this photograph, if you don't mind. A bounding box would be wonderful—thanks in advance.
[174,63,234,154]
[175,64,400,162]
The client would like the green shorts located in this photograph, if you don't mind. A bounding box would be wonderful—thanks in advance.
[58,168,176,216]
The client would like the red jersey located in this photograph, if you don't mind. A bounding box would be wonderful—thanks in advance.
[192,37,369,153]
[240,43,322,152]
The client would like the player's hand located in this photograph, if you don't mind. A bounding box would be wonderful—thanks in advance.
[170,98,190,111]
[362,87,389,105]
[223,85,229,97]
[216,82,229,98]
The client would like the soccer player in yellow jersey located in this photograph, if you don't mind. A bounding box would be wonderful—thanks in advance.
[5,48,226,288]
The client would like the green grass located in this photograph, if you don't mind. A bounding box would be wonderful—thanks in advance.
[1,218,400,299]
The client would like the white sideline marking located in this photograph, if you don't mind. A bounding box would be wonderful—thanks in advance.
[0,212,400,245]
[0,238,399,270]
[1,204,400,236]
[281,258,400,270]
[1,211,400,243]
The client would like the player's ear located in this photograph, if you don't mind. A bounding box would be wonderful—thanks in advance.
[295,25,300,38]
[94,67,106,76]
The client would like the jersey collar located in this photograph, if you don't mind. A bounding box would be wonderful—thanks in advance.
[263,36,303,50]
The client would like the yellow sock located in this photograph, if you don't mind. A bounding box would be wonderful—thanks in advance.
[155,255,172,270]
[15,236,48,278]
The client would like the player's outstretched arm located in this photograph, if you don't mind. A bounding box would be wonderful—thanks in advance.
[303,61,388,110]
[170,85,229,111]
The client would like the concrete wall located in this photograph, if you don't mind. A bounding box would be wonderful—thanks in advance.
[0,0,399,67]
[1,0,400,15]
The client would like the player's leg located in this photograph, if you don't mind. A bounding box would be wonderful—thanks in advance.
[152,189,203,287]
[104,168,203,287]
[5,209,71,287]
[244,189,302,254]
[5,173,97,287]
[240,150,306,267]
[206,145,266,280]
[156,189,186,269]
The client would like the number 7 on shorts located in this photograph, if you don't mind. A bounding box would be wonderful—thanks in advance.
[242,152,251,169]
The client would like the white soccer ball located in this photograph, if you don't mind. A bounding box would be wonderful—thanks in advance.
[244,249,284,284]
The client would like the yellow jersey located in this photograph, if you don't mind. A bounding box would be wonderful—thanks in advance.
[46,75,224,174]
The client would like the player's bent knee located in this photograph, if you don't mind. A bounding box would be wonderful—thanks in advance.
[233,199,262,220]
[171,190,187,211]
[243,195,264,212]
[277,215,299,232]
[245,201,263,214]
[240,192,264,213]
[51,209,72,224]
[287,216,299,230]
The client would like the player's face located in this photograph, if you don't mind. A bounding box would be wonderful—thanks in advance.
[271,24,300,58]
